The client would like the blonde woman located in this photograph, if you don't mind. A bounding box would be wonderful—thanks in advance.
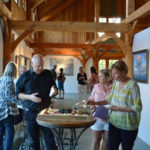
[89,69,112,150]
[88,61,142,150]
[0,62,19,150]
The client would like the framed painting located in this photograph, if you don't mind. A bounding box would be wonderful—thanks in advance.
[25,57,31,70]
[50,58,73,76]
[20,55,26,66]
[132,49,149,83]
[15,55,19,65]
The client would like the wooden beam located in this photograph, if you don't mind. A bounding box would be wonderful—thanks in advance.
[31,0,45,10]
[95,0,100,23]
[105,32,129,55]
[126,0,135,17]
[128,20,138,45]
[29,43,95,49]
[99,49,111,58]
[40,0,76,21]
[122,1,150,23]
[28,42,121,50]
[9,21,131,33]
[91,34,110,44]
[0,0,12,20]
[35,49,82,56]
[98,44,121,50]
[12,29,34,52]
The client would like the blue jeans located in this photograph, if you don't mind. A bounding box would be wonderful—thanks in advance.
[58,80,64,91]
[0,115,15,150]
[108,123,138,150]
[24,110,57,150]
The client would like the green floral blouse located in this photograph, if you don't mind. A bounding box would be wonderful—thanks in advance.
[107,80,142,130]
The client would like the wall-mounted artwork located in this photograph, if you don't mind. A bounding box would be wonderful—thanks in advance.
[133,50,149,83]
[25,57,31,70]
[18,55,31,70]
[15,55,19,65]
[20,55,26,66]
[50,58,73,76]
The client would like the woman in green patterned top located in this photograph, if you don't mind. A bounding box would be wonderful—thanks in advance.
[87,60,142,150]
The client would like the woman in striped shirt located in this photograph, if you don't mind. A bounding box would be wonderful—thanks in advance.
[87,60,142,150]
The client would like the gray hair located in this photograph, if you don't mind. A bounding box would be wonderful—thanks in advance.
[31,54,44,63]
[3,61,17,77]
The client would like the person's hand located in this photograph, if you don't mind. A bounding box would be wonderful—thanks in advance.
[30,93,42,103]
[51,88,58,97]
[87,100,96,105]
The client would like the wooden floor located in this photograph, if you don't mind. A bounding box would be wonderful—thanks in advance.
[13,93,150,150]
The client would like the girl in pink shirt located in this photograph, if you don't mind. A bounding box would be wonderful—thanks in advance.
[89,69,112,150]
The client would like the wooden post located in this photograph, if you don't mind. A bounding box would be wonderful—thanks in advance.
[125,48,133,78]
[106,59,109,69]
[93,48,99,72]
[2,17,12,69]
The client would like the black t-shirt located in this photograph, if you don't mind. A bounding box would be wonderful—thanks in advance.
[16,69,57,111]
[77,73,87,85]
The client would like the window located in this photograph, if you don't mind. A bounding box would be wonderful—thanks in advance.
[97,17,107,37]
[14,0,17,4]
[99,17,107,23]
[99,59,106,70]
[109,59,118,69]
[108,17,121,23]
[109,17,121,37]
[97,17,121,37]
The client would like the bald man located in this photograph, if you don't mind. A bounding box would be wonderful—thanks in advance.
[16,54,57,150]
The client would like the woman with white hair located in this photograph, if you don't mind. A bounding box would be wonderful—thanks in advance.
[0,61,19,150]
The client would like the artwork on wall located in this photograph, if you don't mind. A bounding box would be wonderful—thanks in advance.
[18,55,31,70]
[15,55,19,65]
[50,58,73,76]
[20,55,26,66]
[133,49,149,83]
[25,57,31,70]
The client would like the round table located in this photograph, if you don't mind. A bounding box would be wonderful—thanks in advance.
[36,116,96,150]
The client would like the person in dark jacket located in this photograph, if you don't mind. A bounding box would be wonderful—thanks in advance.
[16,54,58,150]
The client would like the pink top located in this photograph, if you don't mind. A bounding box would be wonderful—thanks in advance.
[89,83,112,121]
[89,73,99,89]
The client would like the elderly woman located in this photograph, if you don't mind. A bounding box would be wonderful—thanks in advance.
[0,62,19,150]
[87,60,142,150]
[89,69,112,150]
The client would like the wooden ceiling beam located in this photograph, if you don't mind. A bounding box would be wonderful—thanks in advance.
[28,42,121,50]
[0,0,12,20]
[35,49,82,56]
[40,0,76,21]
[122,1,150,23]
[9,21,131,33]
[37,50,124,58]
[31,0,45,10]
[29,43,95,49]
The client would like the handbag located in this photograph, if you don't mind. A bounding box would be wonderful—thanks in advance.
[94,105,108,121]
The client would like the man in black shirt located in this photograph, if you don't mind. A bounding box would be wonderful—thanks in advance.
[51,65,57,81]
[16,54,57,150]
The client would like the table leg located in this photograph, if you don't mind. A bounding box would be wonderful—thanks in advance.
[73,126,89,150]
[51,128,64,150]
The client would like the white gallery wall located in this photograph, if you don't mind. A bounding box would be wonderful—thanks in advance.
[132,27,150,145]
[44,55,83,93]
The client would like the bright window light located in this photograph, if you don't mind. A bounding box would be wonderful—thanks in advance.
[116,32,121,37]
[97,32,105,37]
[99,18,107,23]
[109,17,121,23]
